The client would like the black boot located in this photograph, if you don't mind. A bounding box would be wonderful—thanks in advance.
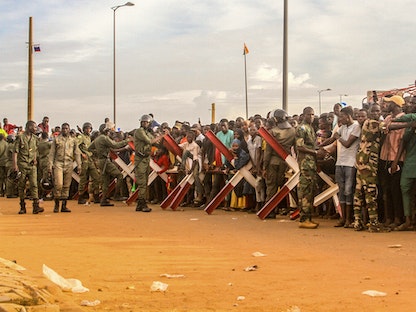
[100,198,114,207]
[78,192,87,204]
[33,199,44,214]
[93,193,101,204]
[54,199,60,213]
[61,199,71,212]
[136,198,151,212]
[18,200,26,214]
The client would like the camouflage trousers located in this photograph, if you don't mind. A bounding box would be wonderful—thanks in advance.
[78,160,100,195]
[134,156,150,200]
[298,168,317,222]
[17,163,38,201]
[265,162,288,202]
[98,158,123,200]
[353,170,378,221]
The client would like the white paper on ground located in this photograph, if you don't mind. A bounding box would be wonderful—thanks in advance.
[42,264,89,293]
[362,290,387,297]
[0,257,26,271]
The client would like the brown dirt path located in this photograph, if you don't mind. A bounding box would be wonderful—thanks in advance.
[1,197,415,311]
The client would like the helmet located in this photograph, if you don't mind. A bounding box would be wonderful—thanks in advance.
[140,114,153,123]
[99,124,110,134]
[6,135,15,143]
[273,109,289,123]
[272,109,292,129]
[40,177,54,190]
[82,122,92,131]
[8,170,21,184]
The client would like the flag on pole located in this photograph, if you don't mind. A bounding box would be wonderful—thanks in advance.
[243,43,249,55]
[34,45,41,52]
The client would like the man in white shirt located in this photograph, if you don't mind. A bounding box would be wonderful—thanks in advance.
[333,106,361,228]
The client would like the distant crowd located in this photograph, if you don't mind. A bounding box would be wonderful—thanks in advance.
[1,93,416,232]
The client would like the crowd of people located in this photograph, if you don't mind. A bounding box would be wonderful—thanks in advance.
[1,93,415,232]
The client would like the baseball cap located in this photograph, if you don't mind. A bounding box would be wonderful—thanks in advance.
[383,95,405,107]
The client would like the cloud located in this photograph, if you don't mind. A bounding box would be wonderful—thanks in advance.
[251,64,314,90]
[0,83,23,92]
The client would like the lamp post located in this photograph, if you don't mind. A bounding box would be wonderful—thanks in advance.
[339,94,348,104]
[112,1,134,127]
[318,88,331,115]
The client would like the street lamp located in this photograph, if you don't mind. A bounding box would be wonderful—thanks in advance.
[112,1,134,127]
[317,88,331,115]
[339,94,348,104]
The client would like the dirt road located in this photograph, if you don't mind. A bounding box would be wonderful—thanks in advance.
[0,198,415,311]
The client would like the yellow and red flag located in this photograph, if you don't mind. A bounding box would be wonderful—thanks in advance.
[243,43,249,55]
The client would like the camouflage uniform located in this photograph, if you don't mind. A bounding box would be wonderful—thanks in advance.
[14,128,42,213]
[88,133,129,205]
[295,122,317,222]
[0,137,7,196]
[134,127,154,204]
[5,140,17,197]
[77,132,100,201]
[353,119,382,223]
[37,138,51,193]
[49,134,81,199]
[263,126,296,202]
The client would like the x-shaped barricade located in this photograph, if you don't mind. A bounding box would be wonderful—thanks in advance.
[257,127,341,219]
[159,133,196,210]
[125,141,168,205]
[256,127,300,219]
[204,130,257,214]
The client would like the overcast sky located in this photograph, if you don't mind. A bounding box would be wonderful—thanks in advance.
[1,0,415,131]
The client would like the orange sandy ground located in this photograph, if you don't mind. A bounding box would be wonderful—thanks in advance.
[0,197,415,312]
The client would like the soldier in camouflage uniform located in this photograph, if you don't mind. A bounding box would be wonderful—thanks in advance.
[13,120,44,214]
[295,107,319,229]
[0,133,7,196]
[88,124,131,206]
[48,123,81,213]
[37,131,51,199]
[352,104,390,232]
[263,109,296,218]
[77,122,100,204]
[134,114,160,212]
[5,135,18,198]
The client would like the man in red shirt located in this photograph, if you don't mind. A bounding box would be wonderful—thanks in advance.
[38,116,50,134]
[3,118,19,135]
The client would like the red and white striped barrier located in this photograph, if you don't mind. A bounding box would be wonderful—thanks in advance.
[204,130,257,214]
[159,133,197,210]
[315,170,342,217]
[256,127,299,219]
[125,141,169,206]
[257,127,341,219]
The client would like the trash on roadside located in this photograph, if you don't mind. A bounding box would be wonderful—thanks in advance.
[0,257,26,271]
[190,218,199,221]
[42,264,89,293]
[388,244,402,248]
[362,290,387,297]
[150,281,168,292]
[244,265,258,272]
[287,306,301,312]
[236,296,245,301]
[252,251,266,257]
[80,299,100,307]
[160,273,185,278]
